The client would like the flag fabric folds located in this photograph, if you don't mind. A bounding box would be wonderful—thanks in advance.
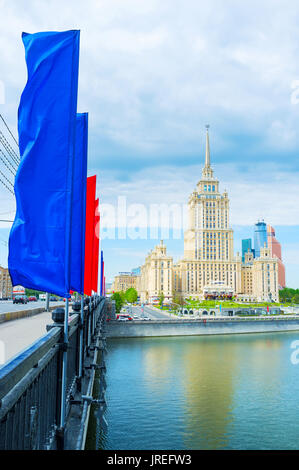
[84,175,96,296]
[91,198,100,293]
[8,30,80,297]
[70,113,88,295]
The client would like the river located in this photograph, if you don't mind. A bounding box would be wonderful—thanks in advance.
[86,331,299,450]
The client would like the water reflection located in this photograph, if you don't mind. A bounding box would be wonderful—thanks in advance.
[86,332,299,450]
[181,337,237,449]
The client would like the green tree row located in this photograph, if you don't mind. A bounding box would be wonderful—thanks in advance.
[25,288,44,297]
[279,288,299,304]
[110,288,138,313]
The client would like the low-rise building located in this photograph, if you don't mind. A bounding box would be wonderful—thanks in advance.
[139,241,173,303]
[111,272,139,293]
[0,267,12,299]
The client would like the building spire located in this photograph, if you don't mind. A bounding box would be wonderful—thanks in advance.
[205,124,210,168]
[201,124,214,180]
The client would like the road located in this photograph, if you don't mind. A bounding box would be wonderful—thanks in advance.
[0,299,62,314]
[128,304,173,320]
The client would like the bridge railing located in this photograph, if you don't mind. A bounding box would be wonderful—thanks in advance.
[0,296,107,450]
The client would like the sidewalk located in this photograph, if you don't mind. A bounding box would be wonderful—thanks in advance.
[0,303,65,324]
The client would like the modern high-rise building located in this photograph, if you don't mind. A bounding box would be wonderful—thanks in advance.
[139,127,280,303]
[267,224,286,289]
[131,267,141,276]
[242,238,254,262]
[254,221,267,258]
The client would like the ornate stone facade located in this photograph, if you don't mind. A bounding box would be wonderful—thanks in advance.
[139,128,279,303]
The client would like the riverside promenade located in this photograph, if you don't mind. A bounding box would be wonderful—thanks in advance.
[106,316,299,338]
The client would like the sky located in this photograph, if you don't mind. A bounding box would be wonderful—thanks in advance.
[0,0,298,287]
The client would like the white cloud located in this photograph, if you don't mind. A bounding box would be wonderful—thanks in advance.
[2,0,299,154]
[96,161,299,227]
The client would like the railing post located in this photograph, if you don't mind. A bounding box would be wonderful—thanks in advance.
[57,298,69,449]
[87,300,91,348]
[92,299,96,336]
[78,296,84,391]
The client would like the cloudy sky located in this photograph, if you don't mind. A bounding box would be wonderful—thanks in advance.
[0,0,299,287]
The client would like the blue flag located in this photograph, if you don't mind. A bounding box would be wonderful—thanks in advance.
[70,113,88,295]
[8,30,80,297]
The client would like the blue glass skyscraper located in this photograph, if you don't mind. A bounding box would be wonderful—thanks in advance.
[254,221,267,258]
[242,238,253,262]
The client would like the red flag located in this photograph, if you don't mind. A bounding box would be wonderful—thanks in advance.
[92,198,100,293]
[84,175,96,295]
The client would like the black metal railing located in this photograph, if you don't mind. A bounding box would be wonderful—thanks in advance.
[0,295,107,450]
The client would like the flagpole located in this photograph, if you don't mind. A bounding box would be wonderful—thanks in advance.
[60,297,69,434]
[78,295,84,385]
[46,292,50,312]
[59,30,80,446]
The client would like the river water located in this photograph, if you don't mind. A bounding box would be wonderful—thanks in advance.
[86,331,299,450]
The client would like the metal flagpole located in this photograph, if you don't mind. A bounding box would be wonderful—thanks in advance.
[60,297,69,434]
[78,295,84,384]
[46,292,50,312]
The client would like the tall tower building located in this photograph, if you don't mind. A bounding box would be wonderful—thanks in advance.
[178,125,241,297]
[267,224,286,289]
[184,125,234,262]
[254,221,267,258]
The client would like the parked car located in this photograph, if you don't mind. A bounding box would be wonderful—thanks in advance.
[28,296,37,302]
[133,315,139,320]
[50,296,57,301]
[116,314,133,321]
[141,316,151,321]
[13,295,28,304]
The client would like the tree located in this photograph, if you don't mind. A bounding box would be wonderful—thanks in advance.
[125,288,138,304]
[111,292,124,313]
[279,287,299,303]
[173,292,185,306]
[158,291,165,308]
[25,288,44,297]
[292,294,299,305]
[119,291,126,304]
